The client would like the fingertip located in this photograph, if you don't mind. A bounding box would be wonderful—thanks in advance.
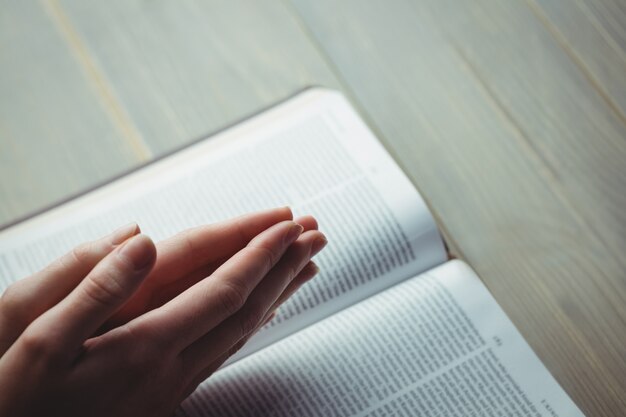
[284,222,304,245]
[49,234,157,348]
[117,234,157,271]
[110,222,141,245]
[249,219,304,250]
[236,207,294,233]
[310,233,328,256]
[302,261,320,279]
[258,206,293,221]
[280,206,294,220]
[295,215,318,231]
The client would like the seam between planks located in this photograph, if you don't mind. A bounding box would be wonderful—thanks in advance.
[530,269,624,417]
[573,0,626,65]
[280,0,467,261]
[525,0,626,133]
[452,42,626,318]
[42,0,153,161]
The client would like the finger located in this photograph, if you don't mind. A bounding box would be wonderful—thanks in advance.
[192,261,319,378]
[134,220,304,350]
[112,207,293,318]
[148,207,293,286]
[182,309,278,398]
[31,234,156,350]
[107,211,320,329]
[294,215,318,231]
[266,261,319,315]
[181,230,326,374]
[182,261,322,396]
[181,335,248,399]
[247,261,319,336]
[261,310,278,326]
[0,224,139,352]
[149,214,318,309]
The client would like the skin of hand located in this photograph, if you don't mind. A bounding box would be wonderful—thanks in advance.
[0,207,327,417]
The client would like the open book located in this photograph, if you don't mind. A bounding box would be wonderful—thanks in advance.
[0,89,584,416]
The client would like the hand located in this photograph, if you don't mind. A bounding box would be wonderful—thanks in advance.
[107,207,322,329]
[0,207,327,417]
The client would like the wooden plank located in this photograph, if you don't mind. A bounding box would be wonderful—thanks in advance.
[0,2,145,227]
[416,0,626,261]
[289,0,626,415]
[55,0,341,154]
[529,0,626,134]
[576,0,626,51]
[584,0,626,51]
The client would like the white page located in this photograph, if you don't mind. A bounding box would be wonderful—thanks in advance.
[181,260,584,417]
[0,88,446,353]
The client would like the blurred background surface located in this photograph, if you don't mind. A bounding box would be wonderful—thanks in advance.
[1,1,625,415]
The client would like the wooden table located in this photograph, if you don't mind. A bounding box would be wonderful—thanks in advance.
[1,1,625,415]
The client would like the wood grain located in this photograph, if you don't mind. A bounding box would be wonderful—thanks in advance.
[289,0,626,415]
[1,0,342,226]
[530,0,626,121]
[416,0,626,263]
[0,1,143,226]
[56,0,341,154]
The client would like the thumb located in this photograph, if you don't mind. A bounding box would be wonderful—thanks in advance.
[0,224,140,356]
[37,234,156,350]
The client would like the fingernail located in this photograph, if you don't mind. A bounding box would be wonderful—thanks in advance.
[111,222,140,245]
[118,235,154,270]
[284,223,304,245]
[311,236,328,256]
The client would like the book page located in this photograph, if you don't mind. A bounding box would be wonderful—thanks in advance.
[180,260,584,417]
[0,89,446,354]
